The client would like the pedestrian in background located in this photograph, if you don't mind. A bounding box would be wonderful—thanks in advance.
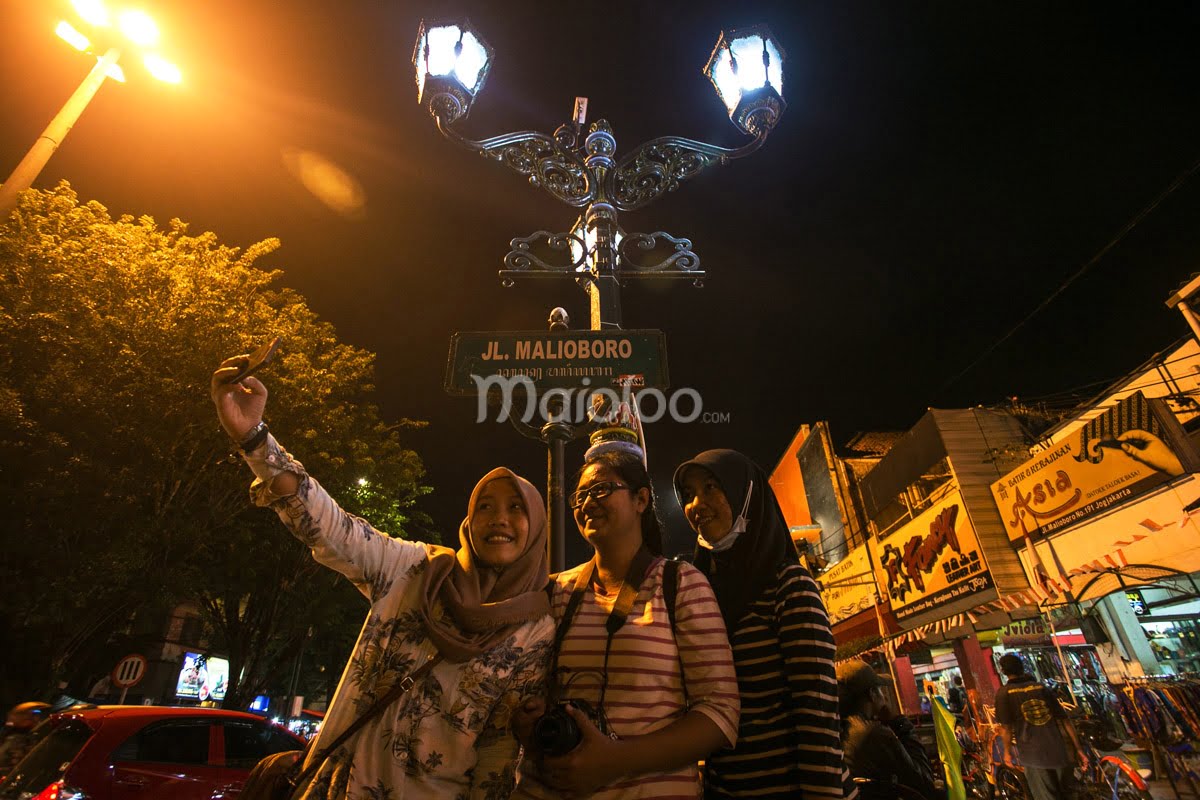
[837,662,939,800]
[995,653,1087,800]
[0,702,49,778]
[947,676,966,716]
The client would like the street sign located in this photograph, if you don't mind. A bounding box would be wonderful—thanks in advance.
[445,329,669,396]
[111,654,148,689]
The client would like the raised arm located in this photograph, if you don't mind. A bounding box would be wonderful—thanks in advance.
[211,359,424,600]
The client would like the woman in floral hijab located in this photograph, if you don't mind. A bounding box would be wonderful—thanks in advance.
[212,357,554,799]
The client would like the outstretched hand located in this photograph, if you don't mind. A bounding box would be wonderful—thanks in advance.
[211,356,268,443]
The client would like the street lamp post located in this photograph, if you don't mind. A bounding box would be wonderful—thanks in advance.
[414,21,786,568]
[0,2,182,221]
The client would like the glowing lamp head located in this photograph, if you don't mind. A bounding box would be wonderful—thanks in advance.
[117,9,159,46]
[71,0,110,28]
[143,53,182,84]
[704,25,787,136]
[413,19,494,123]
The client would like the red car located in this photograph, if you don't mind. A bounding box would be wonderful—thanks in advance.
[0,705,305,800]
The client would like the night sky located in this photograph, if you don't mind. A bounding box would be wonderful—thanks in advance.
[4,1,1200,560]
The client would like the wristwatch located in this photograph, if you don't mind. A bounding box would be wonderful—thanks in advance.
[237,421,269,452]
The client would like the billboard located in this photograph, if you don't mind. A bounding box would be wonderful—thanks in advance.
[991,392,1197,542]
[872,490,995,626]
[820,544,877,626]
[175,652,229,703]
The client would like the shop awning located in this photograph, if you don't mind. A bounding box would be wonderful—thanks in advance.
[885,612,973,654]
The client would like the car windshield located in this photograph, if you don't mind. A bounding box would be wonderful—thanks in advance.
[0,719,91,799]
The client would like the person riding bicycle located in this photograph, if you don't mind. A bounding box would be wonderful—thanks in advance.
[995,653,1088,800]
[837,661,940,800]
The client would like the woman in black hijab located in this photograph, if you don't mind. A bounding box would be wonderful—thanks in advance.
[674,449,849,799]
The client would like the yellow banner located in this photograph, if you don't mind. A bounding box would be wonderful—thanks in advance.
[872,490,994,624]
[991,392,1188,542]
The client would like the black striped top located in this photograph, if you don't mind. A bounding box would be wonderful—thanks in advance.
[703,562,855,799]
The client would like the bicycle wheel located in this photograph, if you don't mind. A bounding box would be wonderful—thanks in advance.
[955,762,993,796]
[994,766,1030,800]
[1098,760,1154,800]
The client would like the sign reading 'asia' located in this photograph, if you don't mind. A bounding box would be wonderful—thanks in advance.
[873,491,995,624]
[991,392,1197,542]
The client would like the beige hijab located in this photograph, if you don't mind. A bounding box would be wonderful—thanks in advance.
[419,467,550,662]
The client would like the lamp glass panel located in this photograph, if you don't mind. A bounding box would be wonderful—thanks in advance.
[571,222,622,270]
[415,31,428,96]
[765,38,784,95]
[104,60,126,82]
[426,25,462,78]
[454,31,488,93]
[729,35,768,92]
[709,47,740,114]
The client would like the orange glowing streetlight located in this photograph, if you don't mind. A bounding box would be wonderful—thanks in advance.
[0,1,183,220]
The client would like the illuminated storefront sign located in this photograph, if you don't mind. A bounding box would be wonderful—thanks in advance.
[820,544,876,626]
[872,490,995,626]
[991,392,1195,542]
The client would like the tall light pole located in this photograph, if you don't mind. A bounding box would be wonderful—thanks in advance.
[414,21,787,569]
[0,2,182,221]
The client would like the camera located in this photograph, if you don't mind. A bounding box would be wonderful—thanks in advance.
[531,699,607,757]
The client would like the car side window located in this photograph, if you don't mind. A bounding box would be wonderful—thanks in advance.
[110,720,213,765]
[222,722,301,769]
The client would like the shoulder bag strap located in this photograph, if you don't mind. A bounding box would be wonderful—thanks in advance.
[661,558,687,704]
[662,558,680,633]
[290,652,443,788]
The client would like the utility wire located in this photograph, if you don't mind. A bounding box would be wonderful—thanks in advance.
[940,154,1200,393]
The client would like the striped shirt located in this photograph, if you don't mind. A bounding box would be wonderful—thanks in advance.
[703,563,853,799]
[515,557,740,800]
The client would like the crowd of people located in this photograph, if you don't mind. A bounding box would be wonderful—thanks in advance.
[0,356,1069,799]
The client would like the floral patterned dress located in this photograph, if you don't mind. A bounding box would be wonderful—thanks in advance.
[246,437,554,800]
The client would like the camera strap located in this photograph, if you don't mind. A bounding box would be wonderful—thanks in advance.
[548,546,656,710]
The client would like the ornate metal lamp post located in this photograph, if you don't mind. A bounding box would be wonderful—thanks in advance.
[414,20,787,566]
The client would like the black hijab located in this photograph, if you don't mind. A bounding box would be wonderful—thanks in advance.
[672,449,800,630]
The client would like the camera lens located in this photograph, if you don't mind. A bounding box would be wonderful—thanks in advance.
[532,707,582,757]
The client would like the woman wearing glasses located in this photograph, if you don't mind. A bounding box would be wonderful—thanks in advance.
[673,449,849,800]
[514,443,740,799]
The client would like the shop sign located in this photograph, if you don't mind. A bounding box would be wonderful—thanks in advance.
[1127,589,1148,616]
[1000,617,1052,647]
[819,544,876,626]
[991,392,1197,542]
[872,490,995,625]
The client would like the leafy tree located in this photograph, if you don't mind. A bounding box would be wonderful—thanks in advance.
[0,183,433,708]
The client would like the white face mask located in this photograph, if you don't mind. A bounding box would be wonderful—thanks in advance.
[695,480,753,553]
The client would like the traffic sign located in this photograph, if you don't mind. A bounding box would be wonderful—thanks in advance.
[445,329,669,396]
[111,654,148,689]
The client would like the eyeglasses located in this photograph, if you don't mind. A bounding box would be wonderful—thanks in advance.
[569,481,630,509]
